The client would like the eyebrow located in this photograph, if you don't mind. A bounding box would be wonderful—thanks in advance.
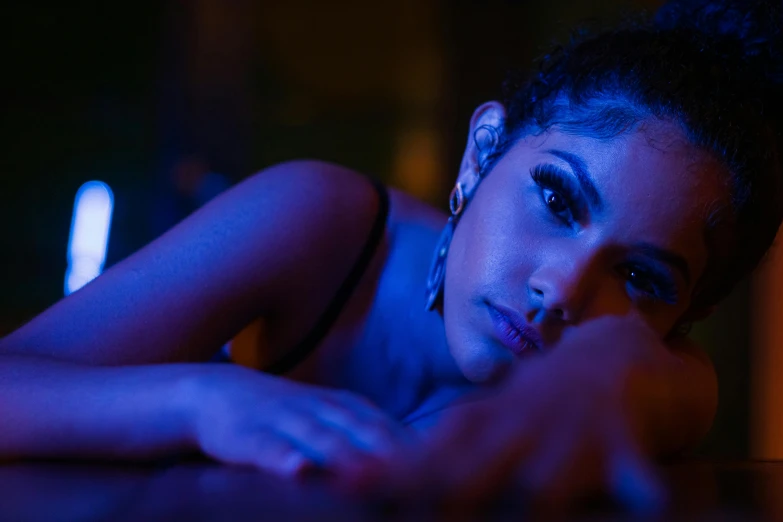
[633,242,692,286]
[543,148,691,285]
[543,148,604,212]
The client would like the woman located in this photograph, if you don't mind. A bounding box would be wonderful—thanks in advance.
[1,0,781,512]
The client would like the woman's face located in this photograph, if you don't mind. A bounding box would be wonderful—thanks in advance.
[443,113,729,383]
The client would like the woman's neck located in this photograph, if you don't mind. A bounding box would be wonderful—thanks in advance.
[374,194,475,419]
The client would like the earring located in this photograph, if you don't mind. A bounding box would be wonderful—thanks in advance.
[425,183,465,311]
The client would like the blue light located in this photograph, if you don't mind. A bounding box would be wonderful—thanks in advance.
[65,181,114,295]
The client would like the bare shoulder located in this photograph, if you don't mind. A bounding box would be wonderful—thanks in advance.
[252,160,381,220]
[248,160,387,308]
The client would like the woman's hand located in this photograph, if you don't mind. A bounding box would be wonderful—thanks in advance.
[344,316,673,514]
[188,365,411,478]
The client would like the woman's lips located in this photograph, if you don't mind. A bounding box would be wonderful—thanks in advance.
[486,303,543,357]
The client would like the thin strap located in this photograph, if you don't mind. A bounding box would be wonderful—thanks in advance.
[263,179,390,375]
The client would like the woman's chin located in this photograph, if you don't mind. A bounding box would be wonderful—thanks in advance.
[453,344,515,385]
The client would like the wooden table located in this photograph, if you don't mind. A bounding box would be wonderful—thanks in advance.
[1,458,781,521]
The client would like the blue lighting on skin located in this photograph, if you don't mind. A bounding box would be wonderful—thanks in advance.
[65,181,114,296]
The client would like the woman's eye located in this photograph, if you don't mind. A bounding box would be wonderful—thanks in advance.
[543,189,569,214]
[619,265,678,304]
[530,164,580,223]
[626,268,657,295]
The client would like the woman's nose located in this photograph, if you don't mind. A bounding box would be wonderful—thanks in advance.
[528,258,598,323]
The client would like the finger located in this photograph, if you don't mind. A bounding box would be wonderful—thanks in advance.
[327,391,413,443]
[335,416,470,497]
[606,431,667,514]
[316,405,403,457]
[440,432,535,513]
[388,403,532,502]
[516,430,603,516]
[381,407,489,493]
[226,428,319,479]
[304,424,384,475]
[271,413,370,471]
[340,398,513,497]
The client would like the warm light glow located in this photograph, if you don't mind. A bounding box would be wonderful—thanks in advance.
[65,181,114,295]
[752,225,783,459]
[392,126,442,201]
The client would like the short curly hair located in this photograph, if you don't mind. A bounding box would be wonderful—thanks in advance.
[478,0,783,310]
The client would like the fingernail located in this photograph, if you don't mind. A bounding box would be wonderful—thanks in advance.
[614,463,667,514]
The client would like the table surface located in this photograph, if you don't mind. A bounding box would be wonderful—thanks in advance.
[1,458,782,521]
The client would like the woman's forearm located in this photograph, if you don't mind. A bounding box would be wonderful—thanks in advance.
[547,319,718,457]
[0,354,201,461]
[631,336,719,456]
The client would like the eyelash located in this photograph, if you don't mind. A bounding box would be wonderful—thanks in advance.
[529,164,679,305]
[618,264,679,304]
[529,164,581,223]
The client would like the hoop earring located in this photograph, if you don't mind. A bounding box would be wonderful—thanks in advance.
[425,183,466,311]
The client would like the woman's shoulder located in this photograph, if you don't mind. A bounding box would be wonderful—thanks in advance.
[240,159,391,317]
[251,159,381,221]
[264,159,447,249]
[258,160,450,323]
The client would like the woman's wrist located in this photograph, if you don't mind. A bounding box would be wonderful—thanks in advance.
[166,365,213,453]
[84,363,212,459]
[176,363,277,453]
[535,317,676,455]
[173,363,247,452]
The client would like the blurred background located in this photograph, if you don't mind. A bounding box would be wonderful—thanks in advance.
[0,0,780,460]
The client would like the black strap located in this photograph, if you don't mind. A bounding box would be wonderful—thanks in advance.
[263,179,390,375]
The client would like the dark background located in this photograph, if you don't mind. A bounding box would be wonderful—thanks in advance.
[0,0,752,457]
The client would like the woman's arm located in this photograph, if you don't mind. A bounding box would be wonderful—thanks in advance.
[405,324,719,457]
[343,317,717,511]
[0,354,408,470]
[0,160,381,365]
[0,161,398,466]
[634,334,718,456]
[0,354,198,460]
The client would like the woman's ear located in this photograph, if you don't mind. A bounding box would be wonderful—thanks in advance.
[457,101,507,197]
